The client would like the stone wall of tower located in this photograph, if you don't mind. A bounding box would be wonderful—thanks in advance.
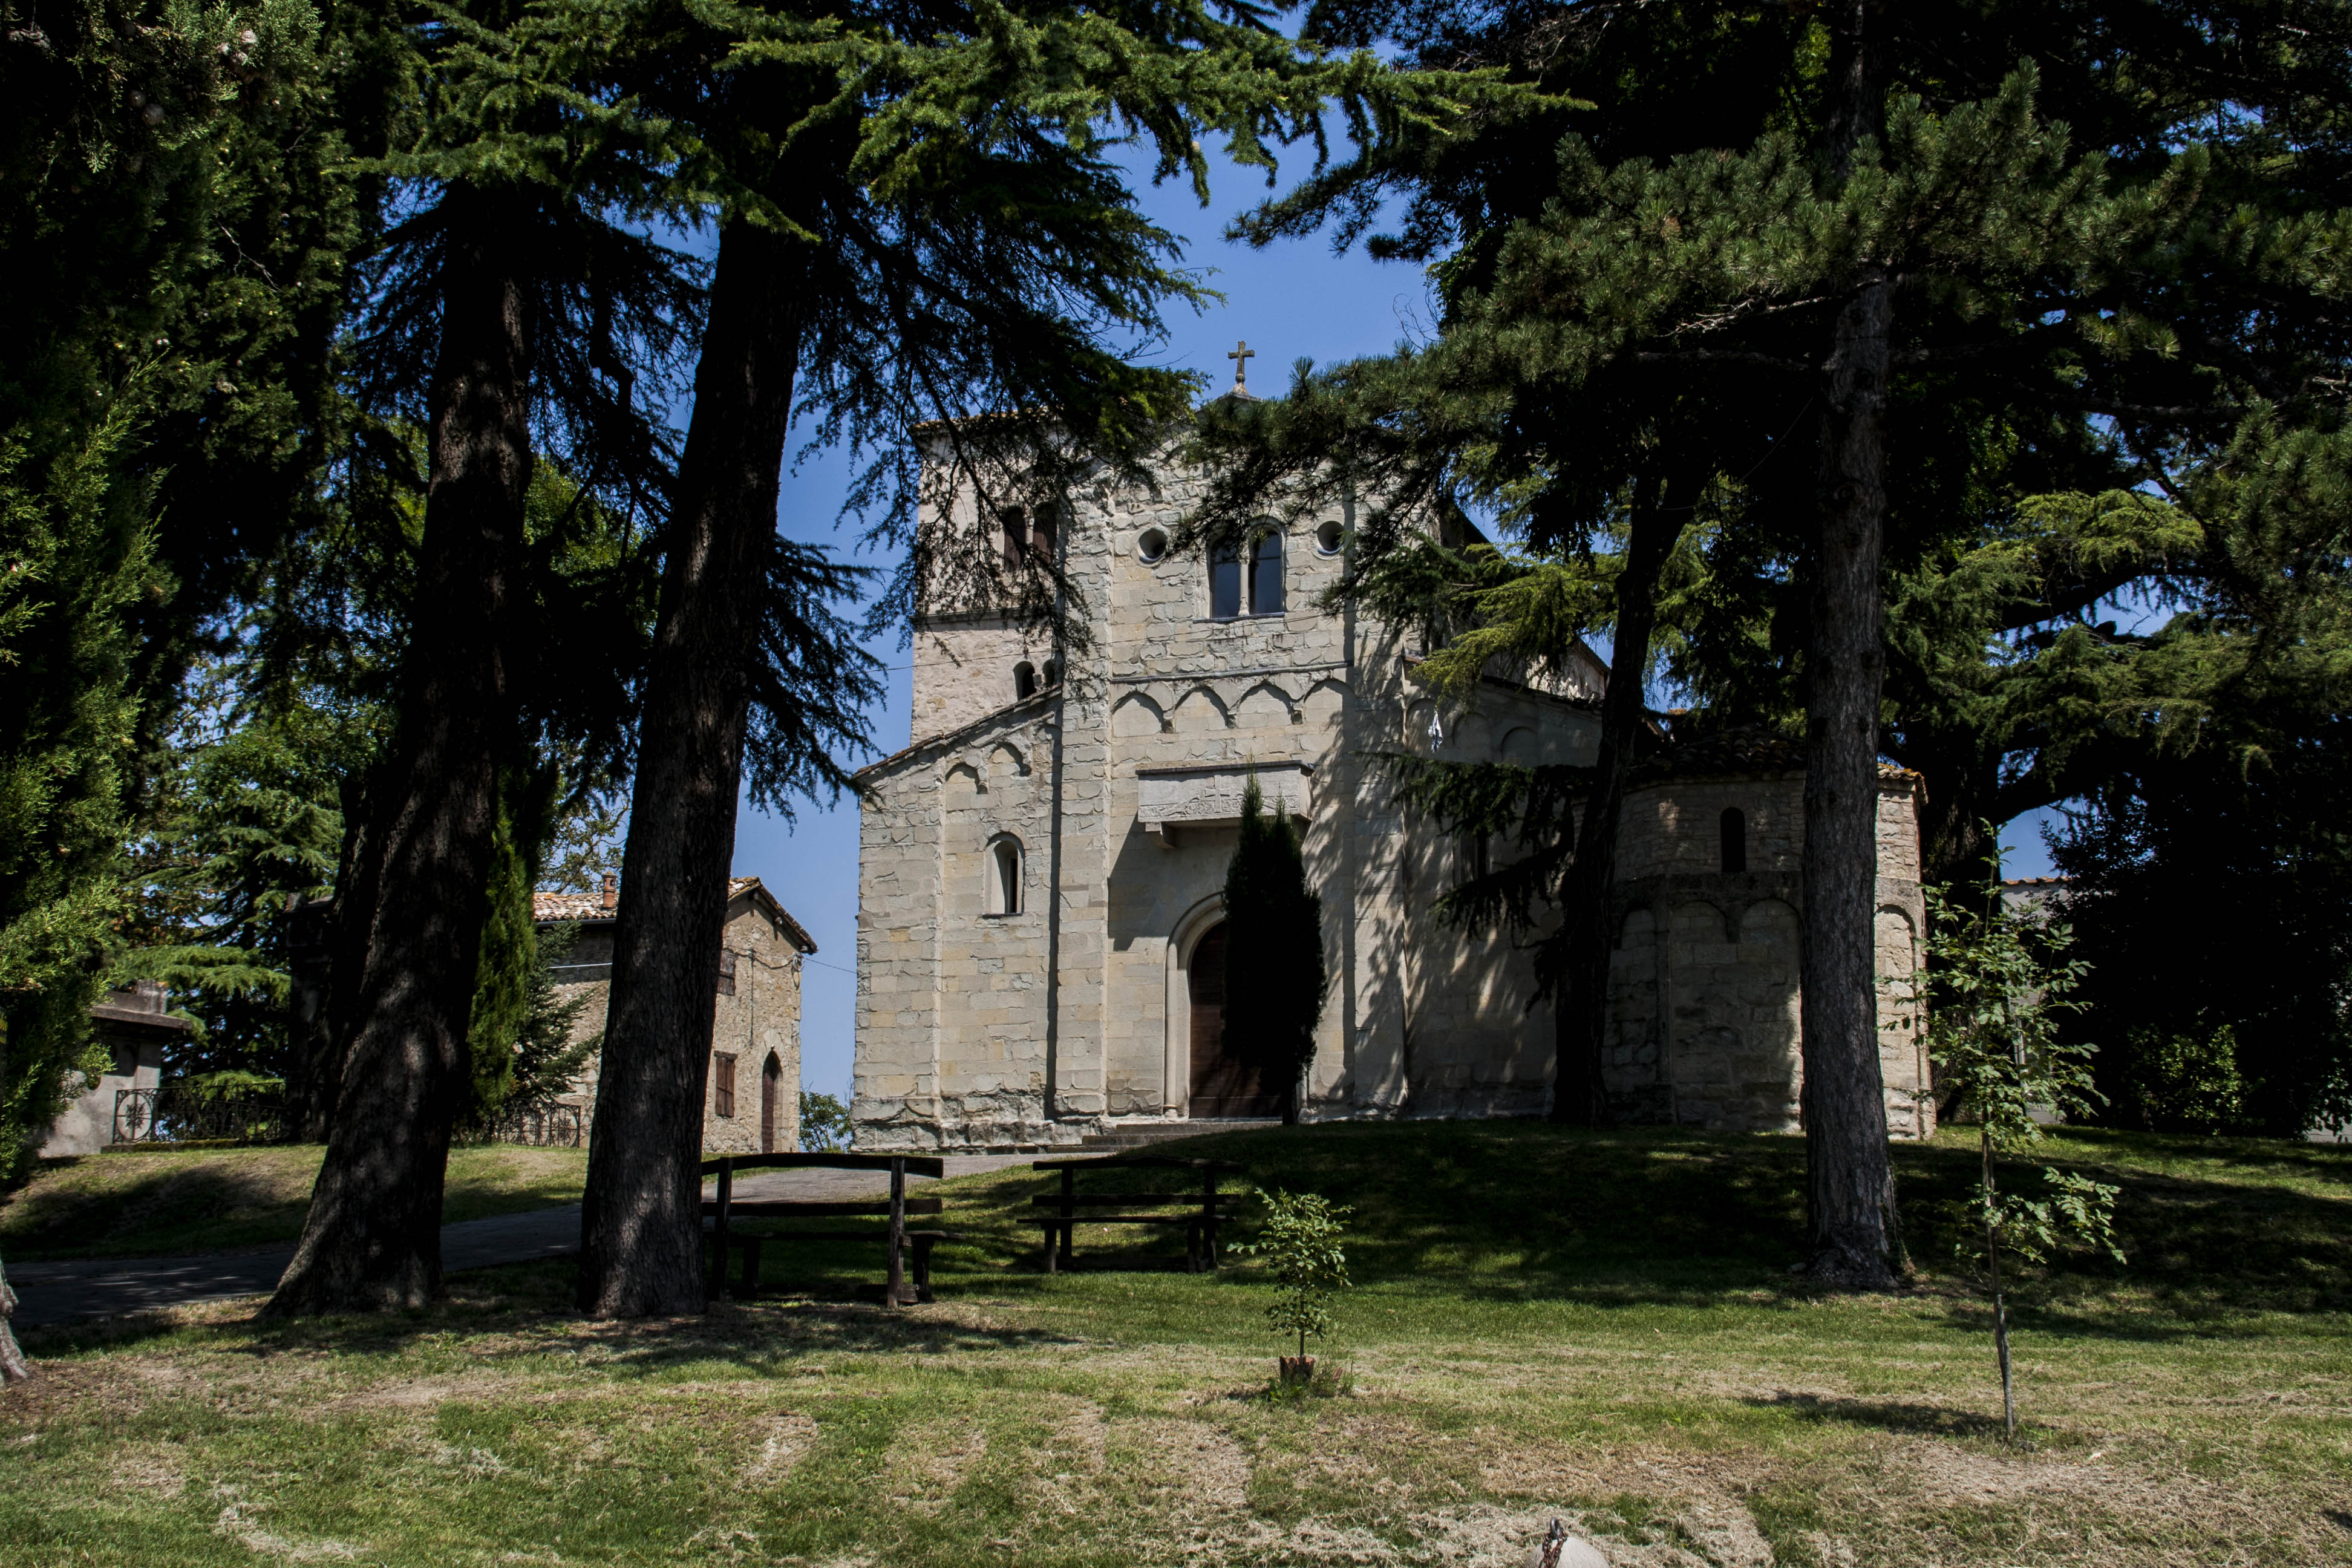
[853,434,1609,1150]
[1602,771,1931,1137]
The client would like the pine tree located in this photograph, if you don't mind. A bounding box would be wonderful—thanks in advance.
[572,0,1500,1314]
[1221,778,1326,1124]
[1194,0,2352,1284]
[267,0,690,1314]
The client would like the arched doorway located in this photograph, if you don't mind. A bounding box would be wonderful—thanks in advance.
[760,1052,783,1153]
[1187,921,1282,1117]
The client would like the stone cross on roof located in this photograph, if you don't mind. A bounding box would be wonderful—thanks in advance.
[1227,339,1255,394]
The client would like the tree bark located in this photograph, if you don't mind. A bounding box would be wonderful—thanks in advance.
[577,220,808,1318]
[266,184,531,1315]
[1,1007,27,1380]
[1792,0,1901,1291]
[0,1255,28,1385]
[1550,466,1680,1126]
[290,762,392,1143]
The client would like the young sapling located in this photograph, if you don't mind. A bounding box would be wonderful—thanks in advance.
[1915,851,2125,1441]
[1238,1188,1351,1386]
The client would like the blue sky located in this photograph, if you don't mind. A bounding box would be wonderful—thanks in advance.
[726,138,2065,1102]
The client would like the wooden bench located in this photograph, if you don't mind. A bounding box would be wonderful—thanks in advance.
[1030,1155,1243,1274]
[702,1152,948,1305]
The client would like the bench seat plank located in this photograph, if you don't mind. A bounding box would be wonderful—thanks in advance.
[1039,1214,1235,1227]
[704,1198,942,1219]
[1028,1193,1233,1209]
[1032,1155,1241,1172]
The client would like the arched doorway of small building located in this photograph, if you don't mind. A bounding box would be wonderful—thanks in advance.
[1186,921,1282,1117]
[760,1051,783,1153]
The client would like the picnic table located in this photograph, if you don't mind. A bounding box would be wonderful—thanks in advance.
[1030,1155,1244,1273]
[702,1151,949,1305]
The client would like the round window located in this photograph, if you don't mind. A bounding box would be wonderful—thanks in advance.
[1315,519,1344,555]
[1136,526,1169,563]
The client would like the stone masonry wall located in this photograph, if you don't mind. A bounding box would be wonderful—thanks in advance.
[1603,771,1931,1137]
[544,890,807,1155]
[851,432,1933,1148]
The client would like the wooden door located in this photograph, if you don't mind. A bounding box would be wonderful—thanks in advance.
[1187,923,1281,1117]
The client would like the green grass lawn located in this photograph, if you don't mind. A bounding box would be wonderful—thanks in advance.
[0,1143,589,1259]
[4,1122,2348,1566]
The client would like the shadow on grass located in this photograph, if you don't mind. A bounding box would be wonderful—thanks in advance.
[2,1151,319,1261]
[16,1254,1080,1371]
[1741,1390,2011,1440]
[911,1121,2350,1323]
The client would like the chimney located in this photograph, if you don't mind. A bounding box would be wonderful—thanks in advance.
[601,872,618,910]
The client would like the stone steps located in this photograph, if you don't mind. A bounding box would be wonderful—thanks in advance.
[1080,1119,1280,1152]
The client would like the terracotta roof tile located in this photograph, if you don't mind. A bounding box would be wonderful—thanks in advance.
[532,890,613,923]
[532,877,817,955]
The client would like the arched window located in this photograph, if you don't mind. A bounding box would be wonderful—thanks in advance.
[990,838,1023,916]
[1212,531,1285,618]
[1250,532,1284,614]
[1013,661,1037,700]
[1041,660,1059,688]
[1720,807,1748,875]
[1210,540,1243,619]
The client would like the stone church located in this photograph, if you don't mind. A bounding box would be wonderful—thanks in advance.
[851,379,1932,1152]
[535,874,816,1154]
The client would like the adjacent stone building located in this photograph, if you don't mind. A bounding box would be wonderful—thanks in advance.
[535,874,817,1154]
[38,982,192,1157]
[851,408,1932,1151]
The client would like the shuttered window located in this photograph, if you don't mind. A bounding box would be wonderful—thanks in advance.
[714,1053,737,1117]
[716,948,737,996]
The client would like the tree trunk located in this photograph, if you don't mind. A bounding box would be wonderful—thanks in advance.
[1982,1129,2016,1441]
[293,762,393,1143]
[1,1010,26,1381]
[577,220,807,1318]
[1550,466,1680,1126]
[1794,0,1901,1290]
[0,1254,28,1385]
[266,184,531,1315]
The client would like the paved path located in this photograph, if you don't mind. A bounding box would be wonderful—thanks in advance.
[6,1151,1066,1327]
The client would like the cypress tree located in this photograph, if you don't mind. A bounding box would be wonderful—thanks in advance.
[1221,778,1326,1125]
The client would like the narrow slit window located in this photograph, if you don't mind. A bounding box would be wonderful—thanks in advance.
[1720,808,1748,875]
[991,840,1022,915]
[1250,532,1284,614]
[713,1052,737,1117]
[1210,541,1243,619]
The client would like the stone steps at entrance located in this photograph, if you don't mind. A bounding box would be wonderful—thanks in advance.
[1080,1119,1279,1152]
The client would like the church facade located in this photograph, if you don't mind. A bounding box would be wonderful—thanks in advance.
[850,425,1932,1152]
